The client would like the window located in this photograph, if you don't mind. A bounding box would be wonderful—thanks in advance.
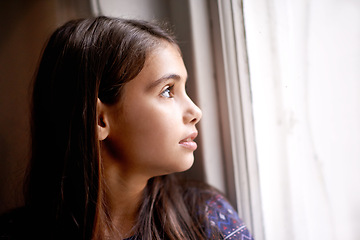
[187,1,264,238]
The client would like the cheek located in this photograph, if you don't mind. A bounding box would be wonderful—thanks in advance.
[113,100,193,175]
[123,100,180,145]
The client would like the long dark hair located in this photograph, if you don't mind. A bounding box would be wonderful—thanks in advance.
[25,16,219,239]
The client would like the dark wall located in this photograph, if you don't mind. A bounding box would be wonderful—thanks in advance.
[0,0,92,214]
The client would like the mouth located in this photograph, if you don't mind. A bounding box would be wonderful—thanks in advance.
[179,132,198,151]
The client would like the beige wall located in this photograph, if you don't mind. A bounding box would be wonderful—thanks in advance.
[0,0,91,214]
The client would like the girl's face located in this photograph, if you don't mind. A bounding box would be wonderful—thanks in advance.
[102,42,202,179]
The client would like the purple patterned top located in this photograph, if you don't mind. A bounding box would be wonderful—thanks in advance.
[205,194,254,239]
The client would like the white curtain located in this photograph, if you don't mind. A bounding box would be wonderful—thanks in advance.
[244,0,360,239]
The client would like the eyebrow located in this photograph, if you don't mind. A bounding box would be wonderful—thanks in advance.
[146,74,183,91]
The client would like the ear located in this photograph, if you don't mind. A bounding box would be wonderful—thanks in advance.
[97,98,110,141]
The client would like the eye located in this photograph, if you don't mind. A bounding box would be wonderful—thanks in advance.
[160,84,174,98]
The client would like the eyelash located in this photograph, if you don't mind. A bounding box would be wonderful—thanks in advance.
[160,84,175,98]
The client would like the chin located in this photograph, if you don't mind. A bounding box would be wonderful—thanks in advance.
[175,156,195,173]
[151,153,195,176]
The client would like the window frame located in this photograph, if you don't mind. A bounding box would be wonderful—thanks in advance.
[186,0,264,238]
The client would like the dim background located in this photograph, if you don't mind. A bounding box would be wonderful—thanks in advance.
[1,0,360,240]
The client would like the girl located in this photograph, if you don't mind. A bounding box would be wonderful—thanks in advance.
[1,16,253,239]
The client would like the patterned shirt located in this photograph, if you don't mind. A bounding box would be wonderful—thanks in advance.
[205,194,253,239]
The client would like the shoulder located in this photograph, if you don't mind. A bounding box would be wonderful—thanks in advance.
[180,181,254,239]
[205,194,253,239]
[0,207,29,240]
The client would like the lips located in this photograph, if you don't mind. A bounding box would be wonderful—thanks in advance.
[179,132,198,151]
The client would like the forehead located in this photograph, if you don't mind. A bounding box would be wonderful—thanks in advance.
[146,42,182,64]
[140,42,187,80]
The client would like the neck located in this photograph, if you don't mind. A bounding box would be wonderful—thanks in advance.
[103,159,149,238]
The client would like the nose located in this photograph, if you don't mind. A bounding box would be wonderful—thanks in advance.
[183,95,202,125]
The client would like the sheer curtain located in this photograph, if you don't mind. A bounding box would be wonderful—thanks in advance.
[244,0,360,239]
